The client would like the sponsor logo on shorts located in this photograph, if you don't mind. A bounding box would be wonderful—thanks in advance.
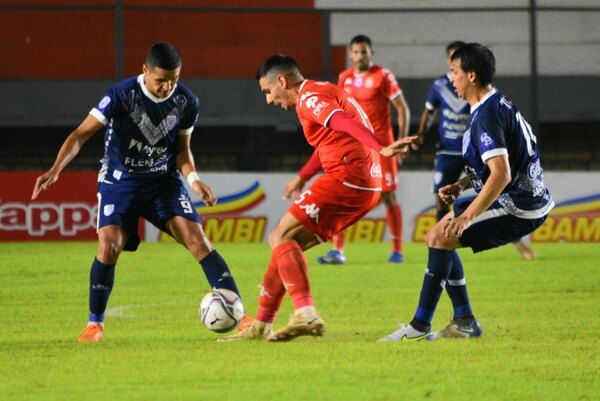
[371,163,382,178]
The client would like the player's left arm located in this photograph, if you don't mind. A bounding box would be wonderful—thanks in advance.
[391,92,410,139]
[176,133,217,206]
[444,155,510,238]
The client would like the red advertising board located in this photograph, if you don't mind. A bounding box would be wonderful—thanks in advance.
[0,172,99,241]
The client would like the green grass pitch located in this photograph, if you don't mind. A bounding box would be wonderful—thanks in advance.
[1,241,598,401]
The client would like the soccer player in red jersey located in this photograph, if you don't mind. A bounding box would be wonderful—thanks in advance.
[317,35,410,265]
[221,55,418,342]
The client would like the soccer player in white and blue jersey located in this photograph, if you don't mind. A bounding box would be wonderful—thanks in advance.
[380,43,554,342]
[32,42,245,342]
[414,41,469,221]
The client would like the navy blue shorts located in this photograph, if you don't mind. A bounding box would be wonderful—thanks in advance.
[433,153,464,193]
[453,198,547,253]
[97,174,201,251]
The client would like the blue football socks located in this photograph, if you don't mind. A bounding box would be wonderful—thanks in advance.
[445,251,474,319]
[199,250,240,297]
[88,257,115,323]
[413,248,454,329]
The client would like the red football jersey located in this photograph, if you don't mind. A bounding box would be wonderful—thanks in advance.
[338,64,402,145]
[295,80,382,191]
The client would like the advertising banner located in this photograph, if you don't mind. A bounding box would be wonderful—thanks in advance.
[2,171,599,243]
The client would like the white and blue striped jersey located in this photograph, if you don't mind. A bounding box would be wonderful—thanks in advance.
[425,73,470,155]
[90,74,199,183]
[462,89,554,219]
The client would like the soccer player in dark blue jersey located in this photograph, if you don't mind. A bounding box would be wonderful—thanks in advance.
[413,41,537,260]
[32,42,244,342]
[380,43,554,342]
[413,41,470,221]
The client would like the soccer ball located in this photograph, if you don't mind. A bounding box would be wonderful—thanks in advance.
[199,288,244,333]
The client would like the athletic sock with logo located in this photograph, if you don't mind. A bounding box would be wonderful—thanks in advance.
[88,257,115,324]
[199,250,240,297]
[445,251,474,319]
[274,240,314,309]
[412,247,453,329]
[387,203,403,253]
[256,255,286,324]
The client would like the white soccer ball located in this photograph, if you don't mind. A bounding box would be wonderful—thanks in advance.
[199,288,244,333]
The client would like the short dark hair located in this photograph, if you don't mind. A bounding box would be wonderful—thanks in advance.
[256,54,302,80]
[446,41,466,54]
[146,42,181,70]
[451,43,496,87]
[349,34,372,48]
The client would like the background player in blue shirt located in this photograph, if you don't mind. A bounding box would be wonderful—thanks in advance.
[413,41,537,260]
[32,42,244,342]
[380,43,554,342]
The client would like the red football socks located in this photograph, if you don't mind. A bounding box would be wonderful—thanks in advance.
[256,254,286,323]
[387,203,403,253]
[274,240,314,309]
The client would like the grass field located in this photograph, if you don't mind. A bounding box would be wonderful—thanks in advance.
[1,241,598,401]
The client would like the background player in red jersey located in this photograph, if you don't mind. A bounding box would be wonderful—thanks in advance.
[221,55,418,342]
[317,35,410,265]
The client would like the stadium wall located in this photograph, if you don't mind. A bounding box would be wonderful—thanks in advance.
[1,2,599,127]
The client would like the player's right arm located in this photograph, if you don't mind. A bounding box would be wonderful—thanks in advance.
[31,114,103,199]
[438,176,471,205]
[411,107,437,150]
[283,151,321,200]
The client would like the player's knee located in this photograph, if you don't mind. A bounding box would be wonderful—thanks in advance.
[182,231,212,255]
[267,229,283,249]
[97,241,122,263]
[425,228,449,249]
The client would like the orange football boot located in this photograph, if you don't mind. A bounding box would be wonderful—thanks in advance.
[236,315,255,331]
[77,323,104,342]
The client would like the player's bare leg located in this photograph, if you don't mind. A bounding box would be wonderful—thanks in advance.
[513,240,536,260]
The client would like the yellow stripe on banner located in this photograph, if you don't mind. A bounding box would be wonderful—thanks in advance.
[196,187,265,215]
[551,200,600,215]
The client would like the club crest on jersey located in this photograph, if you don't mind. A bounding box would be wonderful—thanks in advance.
[98,96,111,110]
[528,159,542,179]
[305,96,318,109]
[312,101,327,117]
[480,132,493,147]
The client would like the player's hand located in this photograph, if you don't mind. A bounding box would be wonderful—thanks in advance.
[380,135,420,158]
[438,183,461,205]
[410,133,425,151]
[191,180,217,206]
[443,215,471,238]
[31,170,59,200]
[283,176,306,200]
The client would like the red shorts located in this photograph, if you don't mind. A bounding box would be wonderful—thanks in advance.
[288,174,380,242]
[380,155,398,192]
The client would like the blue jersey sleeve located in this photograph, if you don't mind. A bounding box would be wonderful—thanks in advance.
[425,80,441,110]
[473,107,508,162]
[180,94,199,131]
